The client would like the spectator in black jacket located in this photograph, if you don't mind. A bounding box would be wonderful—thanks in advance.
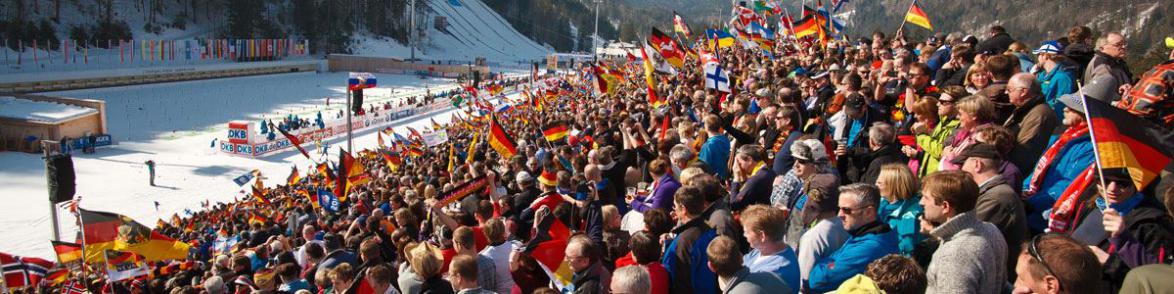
[975,25,1015,56]
[1063,26,1096,79]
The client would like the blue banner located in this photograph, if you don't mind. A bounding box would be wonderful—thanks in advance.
[317,189,340,212]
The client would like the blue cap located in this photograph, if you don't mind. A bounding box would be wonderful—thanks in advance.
[1033,40,1064,55]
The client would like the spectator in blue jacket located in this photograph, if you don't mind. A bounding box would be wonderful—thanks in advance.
[740,205,801,289]
[699,114,732,179]
[874,163,925,256]
[662,186,719,294]
[1021,89,1102,233]
[807,183,899,292]
[1034,41,1077,117]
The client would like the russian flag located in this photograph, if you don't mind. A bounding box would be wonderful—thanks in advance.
[348,72,377,91]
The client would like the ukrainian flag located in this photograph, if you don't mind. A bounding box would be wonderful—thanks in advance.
[706,29,736,50]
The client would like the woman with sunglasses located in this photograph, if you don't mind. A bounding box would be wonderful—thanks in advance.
[904,86,963,177]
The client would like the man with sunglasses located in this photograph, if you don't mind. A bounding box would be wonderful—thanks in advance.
[1068,171,1174,292]
[1012,234,1103,294]
[920,170,1007,294]
[807,183,897,293]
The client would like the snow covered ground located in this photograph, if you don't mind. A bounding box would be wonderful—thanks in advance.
[0,70,522,259]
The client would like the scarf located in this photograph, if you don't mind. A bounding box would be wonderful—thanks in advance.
[1047,166,1094,234]
[1024,122,1089,197]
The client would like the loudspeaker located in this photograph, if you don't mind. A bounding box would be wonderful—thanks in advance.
[352,89,364,114]
[47,153,76,204]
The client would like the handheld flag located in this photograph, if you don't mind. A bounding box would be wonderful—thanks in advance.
[673,12,692,38]
[252,185,270,205]
[104,250,148,282]
[524,213,574,290]
[706,29,736,49]
[51,241,83,265]
[704,63,731,93]
[543,122,570,142]
[488,115,518,158]
[78,208,192,262]
[903,0,933,30]
[232,169,258,186]
[1083,97,1174,190]
[278,127,312,159]
[649,28,685,69]
[287,166,302,186]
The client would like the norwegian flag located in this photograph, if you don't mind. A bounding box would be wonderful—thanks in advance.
[61,281,86,294]
[1,253,56,288]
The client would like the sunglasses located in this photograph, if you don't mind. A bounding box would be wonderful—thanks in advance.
[1028,233,1061,287]
[838,204,873,215]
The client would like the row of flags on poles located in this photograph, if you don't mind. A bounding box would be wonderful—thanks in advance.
[3,38,310,65]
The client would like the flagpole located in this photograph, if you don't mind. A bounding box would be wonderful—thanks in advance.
[896,0,916,37]
[1076,81,1108,190]
[75,207,91,288]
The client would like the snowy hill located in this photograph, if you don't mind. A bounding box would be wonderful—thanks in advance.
[351,0,550,63]
[1,0,550,66]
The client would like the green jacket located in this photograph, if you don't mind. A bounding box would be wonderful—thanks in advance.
[915,117,959,177]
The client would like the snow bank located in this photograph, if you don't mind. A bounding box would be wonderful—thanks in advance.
[0,96,98,123]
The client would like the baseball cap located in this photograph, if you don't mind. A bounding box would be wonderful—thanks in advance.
[1033,40,1064,55]
[950,143,1002,165]
[790,139,828,162]
[843,93,867,114]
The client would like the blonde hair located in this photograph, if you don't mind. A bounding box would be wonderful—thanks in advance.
[964,63,989,88]
[406,242,444,279]
[877,163,918,203]
[956,95,997,123]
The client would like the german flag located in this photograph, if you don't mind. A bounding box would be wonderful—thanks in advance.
[252,185,270,205]
[248,213,267,225]
[1085,97,1174,190]
[44,268,69,286]
[79,208,191,262]
[903,0,933,30]
[382,151,403,171]
[649,27,684,69]
[792,15,821,38]
[543,122,569,142]
[407,146,425,157]
[524,213,574,290]
[488,115,518,158]
[316,162,334,188]
[377,131,386,149]
[337,148,370,202]
[51,241,83,265]
[287,166,301,187]
[301,190,321,209]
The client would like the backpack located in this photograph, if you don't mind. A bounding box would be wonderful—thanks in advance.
[1117,60,1174,125]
